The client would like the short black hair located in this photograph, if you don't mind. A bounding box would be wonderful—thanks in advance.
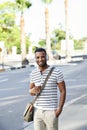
[34,48,46,54]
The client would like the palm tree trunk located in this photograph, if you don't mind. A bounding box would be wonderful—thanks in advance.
[45,7,52,60]
[20,13,26,63]
[65,0,71,61]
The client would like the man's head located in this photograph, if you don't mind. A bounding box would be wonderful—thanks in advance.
[34,48,47,67]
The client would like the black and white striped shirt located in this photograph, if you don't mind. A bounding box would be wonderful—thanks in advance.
[30,66,64,110]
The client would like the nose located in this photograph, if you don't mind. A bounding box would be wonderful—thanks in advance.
[39,57,42,61]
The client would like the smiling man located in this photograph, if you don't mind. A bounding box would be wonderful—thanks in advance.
[29,48,66,130]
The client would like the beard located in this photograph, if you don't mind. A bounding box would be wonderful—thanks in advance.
[38,61,47,67]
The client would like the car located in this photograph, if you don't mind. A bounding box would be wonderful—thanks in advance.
[51,50,61,60]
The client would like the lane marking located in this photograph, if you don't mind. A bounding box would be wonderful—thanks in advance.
[66,79,87,82]
[0,98,25,107]
[0,87,22,91]
[0,95,28,101]
[0,95,28,107]
[0,78,8,83]
[19,78,29,83]
[66,84,87,89]
[64,94,87,107]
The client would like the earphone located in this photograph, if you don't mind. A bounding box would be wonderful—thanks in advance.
[46,55,49,60]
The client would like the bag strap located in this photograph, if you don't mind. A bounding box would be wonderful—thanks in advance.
[31,67,55,104]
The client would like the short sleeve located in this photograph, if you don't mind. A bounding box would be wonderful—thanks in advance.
[56,68,64,83]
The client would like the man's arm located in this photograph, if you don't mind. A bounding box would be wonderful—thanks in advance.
[29,83,35,96]
[55,81,66,117]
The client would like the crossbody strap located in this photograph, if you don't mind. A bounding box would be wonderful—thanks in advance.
[31,67,55,104]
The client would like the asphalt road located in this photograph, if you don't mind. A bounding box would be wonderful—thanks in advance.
[0,59,87,130]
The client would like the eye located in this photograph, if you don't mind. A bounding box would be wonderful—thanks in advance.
[41,56,45,58]
[36,56,39,59]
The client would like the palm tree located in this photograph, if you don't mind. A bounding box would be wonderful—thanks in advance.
[64,0,71,61]
[16,0,32,64]
[42,0,53,60]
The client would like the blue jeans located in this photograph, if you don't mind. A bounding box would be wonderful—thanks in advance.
[34,108,58,130]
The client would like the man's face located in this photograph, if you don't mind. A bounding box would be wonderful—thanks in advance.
[35,51,47,67]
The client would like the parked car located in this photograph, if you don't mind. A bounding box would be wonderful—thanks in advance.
[51,50,61,60]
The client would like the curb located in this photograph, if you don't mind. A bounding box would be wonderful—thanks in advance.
[0,65,31,72]
[0,68,5,72]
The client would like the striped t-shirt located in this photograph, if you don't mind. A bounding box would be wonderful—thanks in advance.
[29,66,64,110]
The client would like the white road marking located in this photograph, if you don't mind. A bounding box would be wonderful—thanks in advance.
[0,95,28,101]
[66,84,87,89]
[0,78,8,83]
[0,87,22,91]
[19,78,29,83]
[64,94,87,107]
[0,99,25,107]
[0,95,28,107]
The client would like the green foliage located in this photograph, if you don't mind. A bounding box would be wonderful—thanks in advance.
[0,1,31,54]
[52,29,66,41]
[0,2,18,53]
[0,2,16,27]
[74,39,84,50]
[38,39,46,47]
[51,28,66,50]
[51,26,74,50]
[74,36,87,50]
[42,0,53,4]
[16,0,32,12]
[0,25,20,54]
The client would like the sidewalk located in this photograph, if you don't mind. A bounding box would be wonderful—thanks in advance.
[23,97,87,130]
[22,105,87,130]
[0,54,84,72]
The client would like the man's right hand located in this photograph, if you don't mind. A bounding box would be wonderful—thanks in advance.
[29,86,41,96]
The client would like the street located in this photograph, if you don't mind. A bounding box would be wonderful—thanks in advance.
[0,59,87,130]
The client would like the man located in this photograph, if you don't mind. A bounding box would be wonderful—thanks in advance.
[29,48,66,130]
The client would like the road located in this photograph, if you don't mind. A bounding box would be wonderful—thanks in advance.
[0,60,87,130]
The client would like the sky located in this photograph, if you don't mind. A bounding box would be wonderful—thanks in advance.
[1,0,87,42]
[23,0,87,42]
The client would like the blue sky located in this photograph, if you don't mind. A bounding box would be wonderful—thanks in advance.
[1,0,87,41]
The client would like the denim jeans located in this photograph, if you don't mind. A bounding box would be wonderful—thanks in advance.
[34,108,58,130]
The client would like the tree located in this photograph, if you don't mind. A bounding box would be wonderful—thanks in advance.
[42,0,53,60]
[51,28,66,50]
[0,1,31,55]
[0,1,17,53]
[38,39,46,47]
[64,0,71,61]
[0,2,16,27]
[15,0,32,63]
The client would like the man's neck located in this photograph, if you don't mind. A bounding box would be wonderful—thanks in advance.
[39,64,49,72]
